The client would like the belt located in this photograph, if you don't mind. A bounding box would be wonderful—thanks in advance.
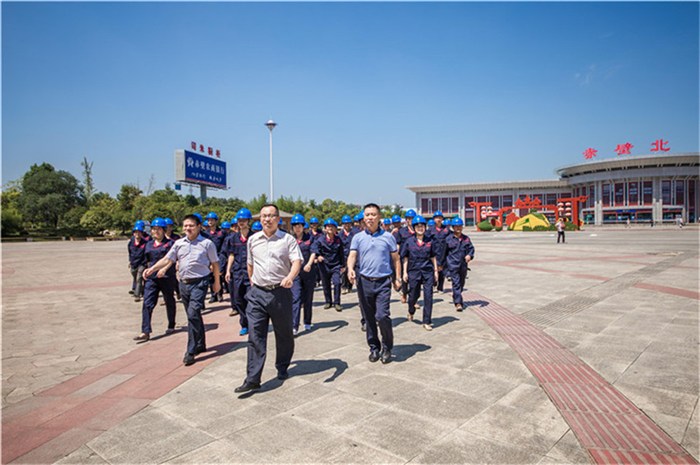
[181,276,208,284]
[254,283,282,291]
[359,274,391,282]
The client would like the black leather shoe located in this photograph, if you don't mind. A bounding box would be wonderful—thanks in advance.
[380,349,392,364]
[334,304,342,312]
[361,322,366,332]
[369,351,380,363]
[194,346,207,355]
[183,354,195,366]
[277,371,289,380]
[234,381,261,393]
[209,295,218,303]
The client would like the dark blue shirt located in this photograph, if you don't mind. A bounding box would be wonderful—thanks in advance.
[338,229,355,259]
[397,226,415,247]
[205,228,226,253]
[311,233,345,269]
[144,238,176,279]
[222,230,253,273]
[128,236,148,268]
[295,233,314,265]
[443,233,475,270]
[427,226,450,266]
[400,236,436,273]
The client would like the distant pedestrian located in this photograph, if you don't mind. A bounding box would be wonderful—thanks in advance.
[556,218,566,244]
[308,218,344,312]
[401,215,438,331]
[143,214,220,366]
[128,221,148,302]
[223,208,254,334]
[347,203,402,364]
[133,218,177,342]
[291,214,316,335]
[442,218,474,312]
[234,204,303,394]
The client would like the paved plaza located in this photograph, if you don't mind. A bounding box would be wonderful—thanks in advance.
[2,227,698,464]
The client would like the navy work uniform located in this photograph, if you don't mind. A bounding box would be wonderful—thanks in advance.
[401,234,437,325]
[397,223,416,300]
[140,236,177,335]
[223,229,253,335]
[206,227,226,302]
[443,230,475,310]
[338,226,355,293]
[292,232,316,332]
[128,233,148,299]
[427,225,450,292]
[311,230,345,308]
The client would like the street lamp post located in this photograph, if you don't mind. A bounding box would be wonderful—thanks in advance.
[265,119,277,201]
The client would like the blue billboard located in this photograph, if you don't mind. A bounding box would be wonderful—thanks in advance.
[176,149,227,189]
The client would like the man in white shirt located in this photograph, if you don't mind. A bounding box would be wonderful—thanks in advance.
[234,204,303,393]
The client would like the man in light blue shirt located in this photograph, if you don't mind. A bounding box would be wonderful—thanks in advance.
[347,203,402,364]
[144,214,220,366]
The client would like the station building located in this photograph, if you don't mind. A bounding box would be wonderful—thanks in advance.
[407,153,700,226]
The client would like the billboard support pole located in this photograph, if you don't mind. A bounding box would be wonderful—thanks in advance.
[200,185,207,204]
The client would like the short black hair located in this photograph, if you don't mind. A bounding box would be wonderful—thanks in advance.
[183,214,201,225]
[363,203,381,213]
[260,203,279,215]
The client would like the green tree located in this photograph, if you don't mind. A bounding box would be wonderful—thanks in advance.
[81,156,95,205]
[1,180,24,236]
[117,183,142,212]
[18,163,83,229]
[80,197,119,234]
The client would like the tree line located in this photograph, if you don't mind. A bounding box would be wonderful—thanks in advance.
[1,161,402,237]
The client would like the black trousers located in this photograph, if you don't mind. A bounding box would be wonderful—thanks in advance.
[244,285,294,384]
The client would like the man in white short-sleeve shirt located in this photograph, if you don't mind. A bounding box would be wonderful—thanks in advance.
[234,204,302,394]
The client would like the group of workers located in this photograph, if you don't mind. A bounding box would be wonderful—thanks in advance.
[127,206,475,369]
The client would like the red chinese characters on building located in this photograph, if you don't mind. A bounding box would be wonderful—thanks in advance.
[615,142,633,155]
[583,148,598,159]
[208,147,213,156]
[191,141,197,151]
[650,139,670,152]
[215,150,221,158]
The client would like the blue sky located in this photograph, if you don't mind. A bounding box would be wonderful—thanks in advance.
[3,2,698,207]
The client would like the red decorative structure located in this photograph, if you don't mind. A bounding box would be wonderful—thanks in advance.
[650,139,670,152]
[470,195,588,231]
[583,148,598,159]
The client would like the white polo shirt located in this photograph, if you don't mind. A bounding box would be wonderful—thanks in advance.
[247,229,303,287]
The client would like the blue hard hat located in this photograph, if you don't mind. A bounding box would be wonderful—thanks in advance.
[357,211,364,220]
[427,219,436,226]
[237,208,253,220]
[133,221,144,232]
[291,214,305,225]
[412,215,427,226]
[279,218,284,225]
[221,221,231,229]
[391,215,402,224]
[309,217,319,224]
[230,217,238,224]
[341,215,352,224]
[451,217,464,226]
[433,210,444,218]
[304,222,310,229]
[192,213,203,222]
[444,219,451,226]
[405,209,417,218]
[324,218,338,227]
[203,220,209,227]
[383,218,391,225]
[352,214,360,222]
[206,211,218,220]
[251,221,262,232]
[151,217,167,228]
[164,217,174,226]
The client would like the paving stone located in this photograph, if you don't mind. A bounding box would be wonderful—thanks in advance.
[55,445,108,464]
[344,407,454,460]
[287,390,386,434]
[409,428,542,464]
[86,407,214,463]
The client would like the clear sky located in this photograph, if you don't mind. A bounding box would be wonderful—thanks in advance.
[3,1,698,207]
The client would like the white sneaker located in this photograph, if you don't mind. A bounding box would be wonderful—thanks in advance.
[423,324,433,331]
[304,324,312,331]
[293,328,299,336]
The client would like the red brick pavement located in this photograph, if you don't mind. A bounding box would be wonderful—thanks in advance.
[1,303,244,464]
[466,291,698,465]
